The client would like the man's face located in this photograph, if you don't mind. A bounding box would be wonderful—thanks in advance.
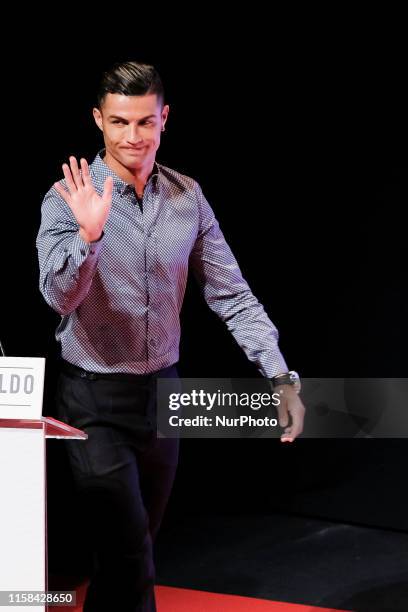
[93,92,169,171]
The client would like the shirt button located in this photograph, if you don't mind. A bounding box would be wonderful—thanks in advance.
[149,338,157,347]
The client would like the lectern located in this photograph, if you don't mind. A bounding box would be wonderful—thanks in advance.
[0,413,87,610]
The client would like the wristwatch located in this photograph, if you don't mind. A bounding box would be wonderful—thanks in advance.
[270,371,301,393]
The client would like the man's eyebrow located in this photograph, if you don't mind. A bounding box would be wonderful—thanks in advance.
[108,114,157,121]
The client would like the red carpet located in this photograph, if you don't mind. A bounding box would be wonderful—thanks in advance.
[49,581,350,611]
[155,586,350,611]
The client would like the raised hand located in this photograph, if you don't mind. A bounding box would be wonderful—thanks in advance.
[54,156,113,243]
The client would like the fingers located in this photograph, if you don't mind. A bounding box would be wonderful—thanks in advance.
[276,402,289,428]
[281,431,294,443]
[59,156,91,197]
[279,397,305,443]
[54,180,70,203]
[280,422,297,443]
[281,414,303,442]
[102,176,113,206]
[62,162,78,194]
[69,156,83,190]
[287,416,303,441]
[80,158,92,187]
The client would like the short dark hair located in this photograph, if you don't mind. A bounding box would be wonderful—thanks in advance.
[96,61,165,108]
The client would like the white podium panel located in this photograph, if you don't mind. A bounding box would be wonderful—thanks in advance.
[0,427,45,611]
[0,418,87,611]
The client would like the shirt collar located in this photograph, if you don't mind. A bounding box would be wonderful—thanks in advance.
[90,149,160,196]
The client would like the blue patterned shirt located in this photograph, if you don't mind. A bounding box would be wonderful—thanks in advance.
[36,151,288,376]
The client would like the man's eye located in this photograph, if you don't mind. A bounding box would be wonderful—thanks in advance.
[112,120,124,124]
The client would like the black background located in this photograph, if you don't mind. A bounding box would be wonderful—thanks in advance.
[1,15,407,572]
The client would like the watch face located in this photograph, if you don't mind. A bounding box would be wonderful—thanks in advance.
[289,371,301,392]
[271,372,301,393]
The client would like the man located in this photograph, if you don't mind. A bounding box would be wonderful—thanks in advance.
[37,61,305,612]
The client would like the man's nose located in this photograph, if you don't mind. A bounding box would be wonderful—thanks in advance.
[126,124,143,144]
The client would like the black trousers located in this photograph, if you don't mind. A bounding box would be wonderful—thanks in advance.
[56,361,180,612]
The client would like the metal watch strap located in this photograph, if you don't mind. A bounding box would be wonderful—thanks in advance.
[271,373,293,387]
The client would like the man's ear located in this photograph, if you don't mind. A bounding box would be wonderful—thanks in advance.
[161,104,170,130]
[93,107,103,132]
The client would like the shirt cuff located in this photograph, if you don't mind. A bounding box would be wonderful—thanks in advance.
[72,231,104,265]
[260,352,289,379]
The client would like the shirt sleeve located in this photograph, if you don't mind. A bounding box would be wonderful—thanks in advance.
[189,182,289,378]
[36,185,103,316]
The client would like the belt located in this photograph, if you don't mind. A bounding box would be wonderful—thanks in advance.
[60,360,167,383]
